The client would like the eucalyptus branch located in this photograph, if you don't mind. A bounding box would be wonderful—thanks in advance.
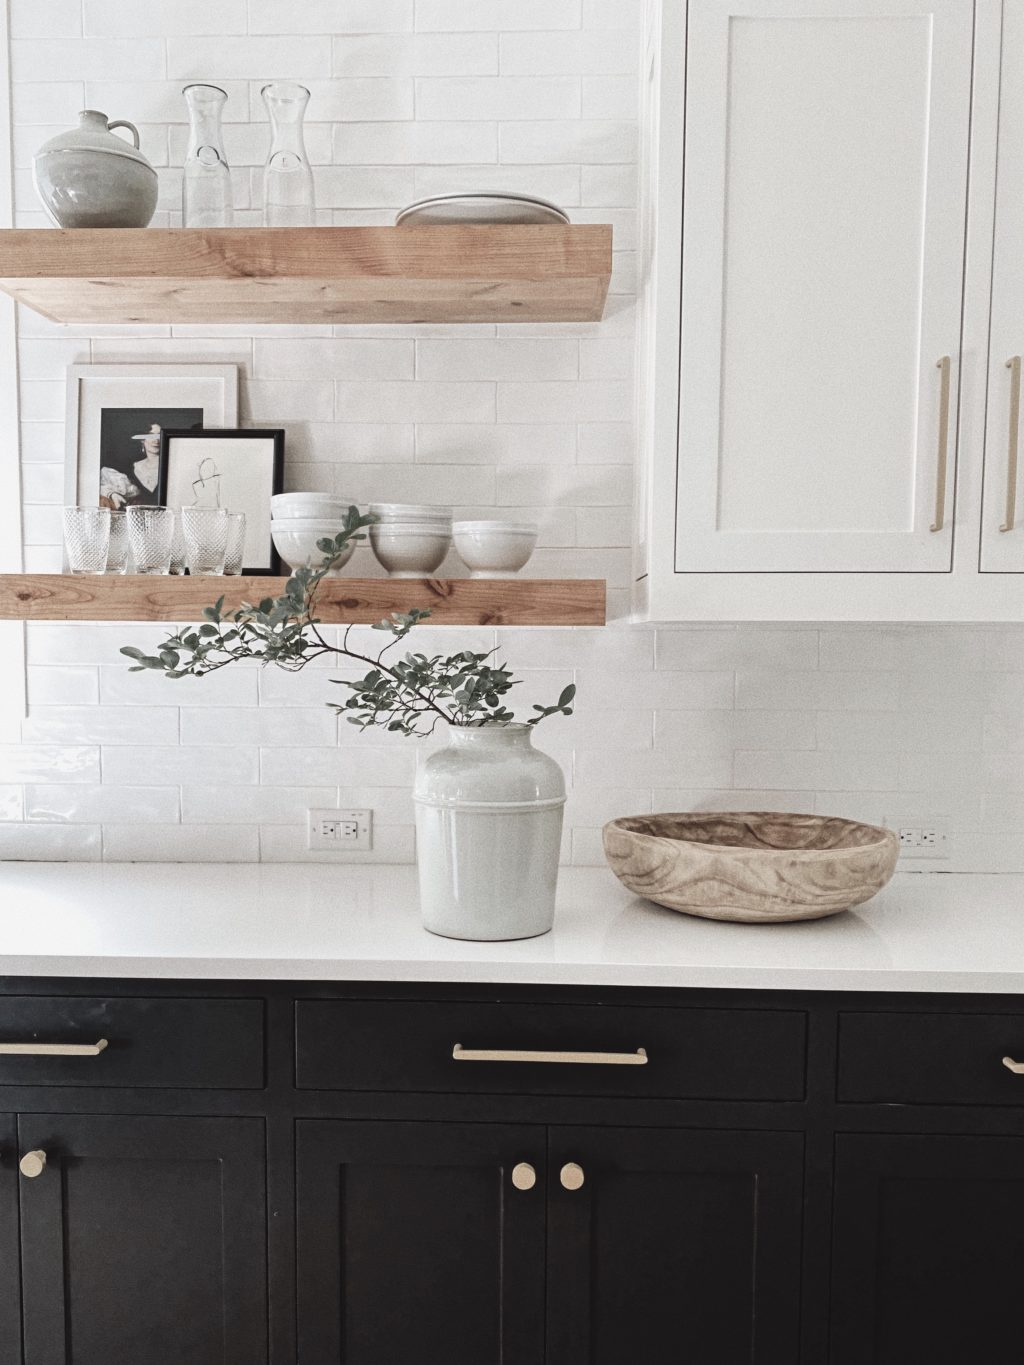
[120,505,576,737]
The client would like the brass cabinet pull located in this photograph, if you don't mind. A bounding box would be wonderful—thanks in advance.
[1002,1056,1024,1074]
[452,1045,648,1066]
[1001,357,1021,532]
[930,355,952,532]
[560,1162,585,1191]
[511,1162,537,1191]
[19,1151,46,1179]
[0,1039,108,1057]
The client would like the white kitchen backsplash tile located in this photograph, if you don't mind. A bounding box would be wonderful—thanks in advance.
[4,2,1023,870]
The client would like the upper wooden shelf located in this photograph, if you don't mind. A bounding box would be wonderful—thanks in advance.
[0,575,606,626]
[0,225,612,325]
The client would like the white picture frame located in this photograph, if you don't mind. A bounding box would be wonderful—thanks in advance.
[64,363,239,507]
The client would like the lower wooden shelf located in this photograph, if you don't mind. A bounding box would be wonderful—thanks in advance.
[0,575,606,626]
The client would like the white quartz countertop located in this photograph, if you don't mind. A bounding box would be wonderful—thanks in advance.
[0,863,1021,993]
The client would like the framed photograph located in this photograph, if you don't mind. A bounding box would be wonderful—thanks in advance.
[65,364,239,510]
[159,429,285,575]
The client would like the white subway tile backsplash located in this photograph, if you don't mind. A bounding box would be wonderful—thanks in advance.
[249,0,413,33]
[5,2,1013,871]
[416,77,580,121]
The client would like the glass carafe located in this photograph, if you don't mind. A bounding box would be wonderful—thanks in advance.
[262,82,314,226]
[182,84,233,228]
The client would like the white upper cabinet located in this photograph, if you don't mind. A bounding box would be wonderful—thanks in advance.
[981,0,1024,573]
[637,0,1024,619]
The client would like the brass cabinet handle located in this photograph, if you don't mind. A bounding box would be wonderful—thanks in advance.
[19,1151,46,1179]
[511,1162,537,1191]
[1002,1056,1024,1074]
[1001,357,1021,532]
[0,1039,108,1057]
[452,1044,648,1066]
[560,1162,585,1191]
[930,355,952,532]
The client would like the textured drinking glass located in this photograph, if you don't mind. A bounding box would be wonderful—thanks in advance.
[182,507,229,574]
[223,512,246,575]
[169,512,187,575]
[105,509,128,574]
[127,506,175,575]
[262,82,314,226]
[182,84,233,227]
[63,506,110,575]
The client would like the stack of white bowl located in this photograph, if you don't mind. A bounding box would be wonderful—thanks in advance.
[369,503,453,577]
[271,493,359,574]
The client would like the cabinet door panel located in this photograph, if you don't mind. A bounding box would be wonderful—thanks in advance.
[677,0,972,571]
[18,1114,267,1365]
[831,1133,1024,1363]
[982,1,1024,570]
[547,1126,803,1365]
[0,1117,20,1365]
[296,1120,545,1365]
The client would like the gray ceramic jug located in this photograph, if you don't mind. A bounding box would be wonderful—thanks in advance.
[33,110,158,228]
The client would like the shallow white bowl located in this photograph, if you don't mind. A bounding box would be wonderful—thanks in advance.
[370,522,451,577]
[453,521,538,577]
[271,493,356,521]
[370,502,452,524]
[271,523,356,575]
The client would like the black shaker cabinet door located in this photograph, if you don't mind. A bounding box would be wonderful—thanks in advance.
[831,1133,1024,1365]
[0,1116,20,1365]
[296,1120,545,1365]
[18,1113,268,1365]
[546,1126,804,1365]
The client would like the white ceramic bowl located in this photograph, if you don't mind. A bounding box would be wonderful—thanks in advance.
[453,520,538,577]
[271,493,356,521]
[271,521,356,575]
[370,522,451,577]
[370,502,452,524]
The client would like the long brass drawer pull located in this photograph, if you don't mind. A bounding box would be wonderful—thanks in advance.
[930,355,952,532]
[452,1044,648,1066]
[1001,356,1021,532]
[1001,1055,1024,1074]
[0,1039,108,1057]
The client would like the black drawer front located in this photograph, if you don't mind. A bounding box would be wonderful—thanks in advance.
[0,996,264,1089]
[295,1000,806,1100]
[838,1011,1024,1106]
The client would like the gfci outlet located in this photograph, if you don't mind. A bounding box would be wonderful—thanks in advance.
[889,818,951,859]
[307,808,373,852]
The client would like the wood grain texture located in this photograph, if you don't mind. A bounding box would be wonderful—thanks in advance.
[603,812,899,923]
[0,225,612,323]
[0,574,605,625]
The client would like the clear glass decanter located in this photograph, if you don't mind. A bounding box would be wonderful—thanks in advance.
[182,84,233,228]
[262,82,314,227]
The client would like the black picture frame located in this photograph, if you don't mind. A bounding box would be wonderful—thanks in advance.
[157,428,285,575]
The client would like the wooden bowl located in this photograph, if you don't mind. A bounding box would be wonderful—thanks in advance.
[603,812,899,923]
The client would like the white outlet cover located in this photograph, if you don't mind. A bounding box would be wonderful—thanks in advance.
[307,808,373,852]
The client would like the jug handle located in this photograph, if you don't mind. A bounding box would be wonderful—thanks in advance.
[106,120,140,150]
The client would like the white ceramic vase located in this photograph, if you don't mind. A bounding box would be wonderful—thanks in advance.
[413,723,566,941]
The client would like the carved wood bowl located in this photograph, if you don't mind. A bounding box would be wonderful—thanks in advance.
[603,812,899,923]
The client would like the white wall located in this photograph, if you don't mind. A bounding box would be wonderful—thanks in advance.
[2,0,1022,871]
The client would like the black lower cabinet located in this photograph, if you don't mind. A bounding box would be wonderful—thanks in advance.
[547,1126,804,1365]
[296,1120,546,1365]
[17,1114,268,1365]
[830,1133,1024,1365]
[0,1114,20,1365]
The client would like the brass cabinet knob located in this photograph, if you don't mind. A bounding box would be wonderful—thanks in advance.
[19,1150,46,1179]
[560,1161,585,1191]
[511,1162,537,1191]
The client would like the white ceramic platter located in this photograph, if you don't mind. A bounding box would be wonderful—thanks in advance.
[395,193,570,226]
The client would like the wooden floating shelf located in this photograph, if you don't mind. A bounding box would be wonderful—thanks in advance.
[0,225,612,324]
[0,575,606,626]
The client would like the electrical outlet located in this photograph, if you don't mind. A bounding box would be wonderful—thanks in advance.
[889,818,951,859]
[307,808,372,852]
